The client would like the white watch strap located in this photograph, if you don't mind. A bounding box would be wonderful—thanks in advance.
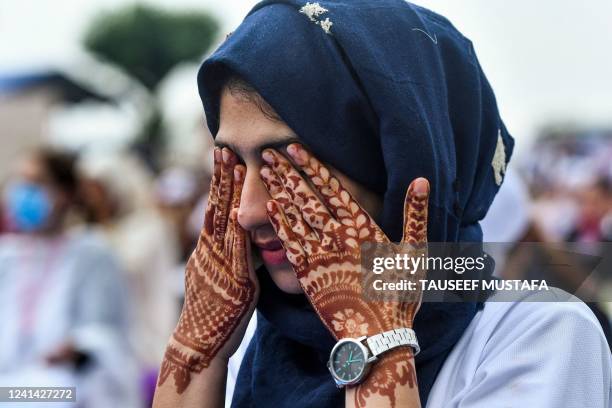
[366,328,420,357]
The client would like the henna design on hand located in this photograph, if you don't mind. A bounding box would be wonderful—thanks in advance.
[260,144,429,405]
[352,350,417,408]
[158,148,256,394]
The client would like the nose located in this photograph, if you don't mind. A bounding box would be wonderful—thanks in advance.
[237,165,270,232]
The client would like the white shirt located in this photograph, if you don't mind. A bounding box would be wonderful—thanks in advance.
[226,290,612,407]
[427,290,611,407]
[225,314,257,407]
[0,231,141,408]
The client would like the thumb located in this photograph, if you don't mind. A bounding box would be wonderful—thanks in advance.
[401,178,430,245]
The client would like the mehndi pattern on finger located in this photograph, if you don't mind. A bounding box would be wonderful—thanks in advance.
[261,145,430,406]
[158,151,256,394]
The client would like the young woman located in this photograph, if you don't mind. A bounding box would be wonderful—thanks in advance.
[153,1,612,407]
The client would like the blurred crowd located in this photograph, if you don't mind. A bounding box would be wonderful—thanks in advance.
[0,144,214,407]
[482,130,612,346]
[0,129,610,407]
[525,131,612,243]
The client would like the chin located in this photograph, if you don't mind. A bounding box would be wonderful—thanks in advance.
[266,262,304,294]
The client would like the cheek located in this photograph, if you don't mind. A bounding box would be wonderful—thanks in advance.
[267,264,303,294]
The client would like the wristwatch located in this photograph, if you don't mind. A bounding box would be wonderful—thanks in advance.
[327,328,419,388]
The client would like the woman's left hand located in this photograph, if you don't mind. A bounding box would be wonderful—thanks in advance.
[260,144,430,340]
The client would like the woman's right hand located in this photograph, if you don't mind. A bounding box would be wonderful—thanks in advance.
[157,147,259,394]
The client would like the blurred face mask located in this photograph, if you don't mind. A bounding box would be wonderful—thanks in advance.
[3,181,52,232]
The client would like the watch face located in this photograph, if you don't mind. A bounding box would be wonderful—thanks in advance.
[330,340,367,384]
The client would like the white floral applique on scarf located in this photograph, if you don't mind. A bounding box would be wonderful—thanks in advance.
[299,2,333,34]
[492,130,507,186]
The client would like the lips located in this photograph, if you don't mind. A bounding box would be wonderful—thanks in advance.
[255,239,288,266]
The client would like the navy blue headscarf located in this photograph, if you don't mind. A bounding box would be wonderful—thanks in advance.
[197,0,514,406]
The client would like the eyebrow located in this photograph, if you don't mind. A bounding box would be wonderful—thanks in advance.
[214,136,302,159]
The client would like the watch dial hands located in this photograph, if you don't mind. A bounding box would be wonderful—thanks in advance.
[345,350,353,367]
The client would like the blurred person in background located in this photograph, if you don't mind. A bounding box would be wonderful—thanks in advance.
[565,176,612,338]
[154,166,205,262]
[0,147,140,407]
[78,151,180,404]
[567,177,612,243]
[482,169,612,347]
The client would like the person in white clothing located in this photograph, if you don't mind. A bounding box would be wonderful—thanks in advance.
[0,148,141,407]
[427,290,611,408]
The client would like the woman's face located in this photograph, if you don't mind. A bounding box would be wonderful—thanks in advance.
[215,88,383,294]
[6,154,68,233]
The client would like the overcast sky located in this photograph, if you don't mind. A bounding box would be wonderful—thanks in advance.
[2,0,611,156]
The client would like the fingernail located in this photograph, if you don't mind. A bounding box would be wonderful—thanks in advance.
[287,144,306,165]
[234,167,243,181]
[413,178,428,196]
[214,148,221,163]
[260,165,271,178]
[286,144,298,156]
[262,150,274,163]
[222,148,231,163]
[266,201,274,212]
